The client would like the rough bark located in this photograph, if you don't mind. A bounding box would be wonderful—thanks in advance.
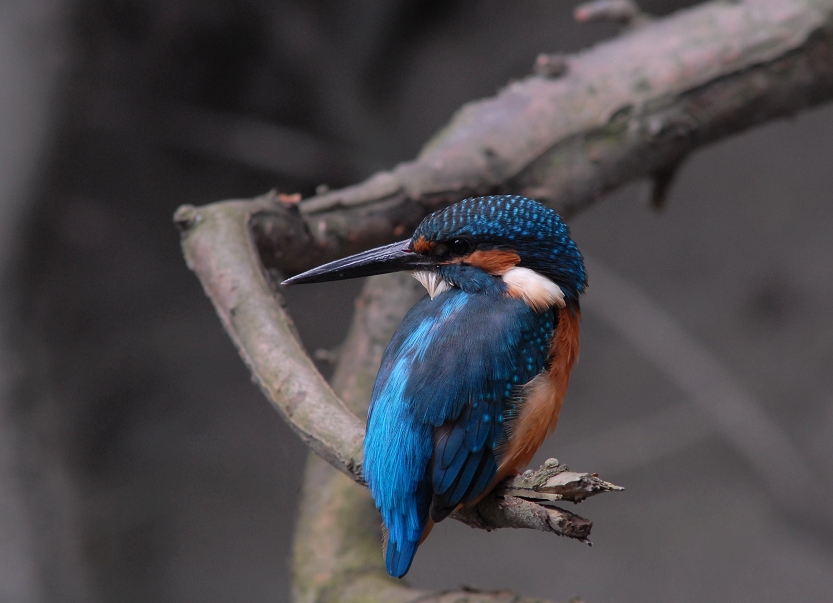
[243,0,833,277]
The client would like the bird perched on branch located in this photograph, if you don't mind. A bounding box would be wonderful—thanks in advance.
[283,195,586,577]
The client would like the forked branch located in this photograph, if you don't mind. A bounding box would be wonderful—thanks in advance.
[175,198,620,540]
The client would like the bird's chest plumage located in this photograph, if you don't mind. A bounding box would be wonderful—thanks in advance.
[362,287,565,564]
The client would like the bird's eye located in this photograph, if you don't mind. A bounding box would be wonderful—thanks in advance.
[449,238,471,255]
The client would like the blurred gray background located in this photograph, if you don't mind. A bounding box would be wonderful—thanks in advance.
[1,0,831,601]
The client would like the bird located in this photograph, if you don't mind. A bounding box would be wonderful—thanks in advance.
[282,195,586,578]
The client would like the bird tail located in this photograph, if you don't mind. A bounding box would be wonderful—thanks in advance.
[383,518,435,578]
[385,537,418,578]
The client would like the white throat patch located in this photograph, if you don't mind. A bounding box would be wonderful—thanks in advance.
[410,270,452,299]
[502,266,565,311]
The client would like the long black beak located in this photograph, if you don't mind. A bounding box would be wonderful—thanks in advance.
[281,239,432,285]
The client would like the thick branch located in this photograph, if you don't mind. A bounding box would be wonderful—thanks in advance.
[249,0,833,276]
[175,199,365,480]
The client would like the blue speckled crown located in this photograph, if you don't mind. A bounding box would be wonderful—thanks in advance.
[414,195,587,299]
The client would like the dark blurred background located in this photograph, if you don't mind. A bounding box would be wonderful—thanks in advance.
[1,0,832,601]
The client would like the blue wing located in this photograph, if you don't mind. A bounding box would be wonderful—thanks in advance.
[363,287,554,577]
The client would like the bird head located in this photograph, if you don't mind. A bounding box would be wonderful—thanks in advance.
[283,195,586,306]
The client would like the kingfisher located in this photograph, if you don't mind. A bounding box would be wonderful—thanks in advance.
[283,195,586,577]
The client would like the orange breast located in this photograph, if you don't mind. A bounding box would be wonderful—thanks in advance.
[496,306,581,480]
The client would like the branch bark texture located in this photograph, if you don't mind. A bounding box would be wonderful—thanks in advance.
[251,0,833,276]
[175,200,365,479]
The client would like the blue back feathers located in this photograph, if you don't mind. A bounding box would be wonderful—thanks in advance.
[414,195,587,302]
[364,279,553,577]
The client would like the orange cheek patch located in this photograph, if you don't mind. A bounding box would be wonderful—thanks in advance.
[464,249,520,275]
[413,236,433,254]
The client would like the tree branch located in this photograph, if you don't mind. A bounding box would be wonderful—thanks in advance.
[246,0,833,277]
[454,459,622,541]
[175,0,833,599]
[176,198,620,537]
[175,199,365,480]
